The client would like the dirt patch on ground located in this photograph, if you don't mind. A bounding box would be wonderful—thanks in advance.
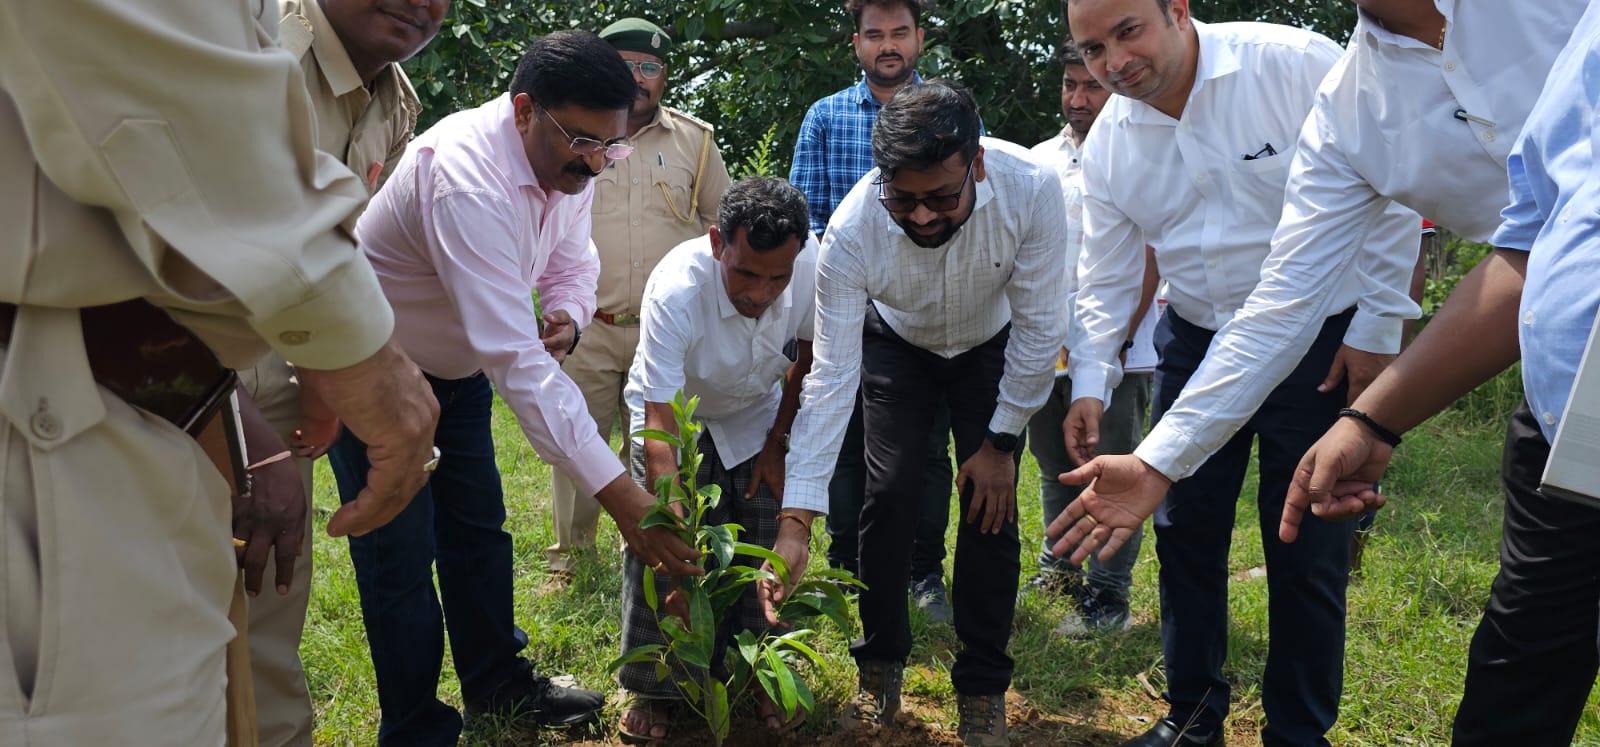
[551,688,1157,747]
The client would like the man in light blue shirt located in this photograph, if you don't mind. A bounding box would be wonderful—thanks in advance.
[1276,4,1600,743]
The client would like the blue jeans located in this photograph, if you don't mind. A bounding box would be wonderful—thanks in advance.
[327,373,526,746]
[1025,371,1150,598]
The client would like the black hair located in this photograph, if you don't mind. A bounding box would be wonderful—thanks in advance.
[871,79,981,182]
[1058,35,1085,67]
[508,30,636,112]
[718,177,810,253]
[848,0,924,31]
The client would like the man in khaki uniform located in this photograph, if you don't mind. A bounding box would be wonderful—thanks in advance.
[546,17,731,575]
[0,1,440,745]
[239,2,444,745]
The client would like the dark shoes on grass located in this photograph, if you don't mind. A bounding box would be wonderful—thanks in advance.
[464,658,604,728]
[1120,717,1224,746]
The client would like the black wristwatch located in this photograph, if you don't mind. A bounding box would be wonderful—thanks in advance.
[565,324,583,355]
[986,429,1019,453]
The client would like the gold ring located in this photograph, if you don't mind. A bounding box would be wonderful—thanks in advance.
[1082,514,1099,528]
[653,561,668,572]
[423,446,442,473]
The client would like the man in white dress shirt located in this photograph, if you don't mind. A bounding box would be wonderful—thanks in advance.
[785,79,1067,746]
[1048,3,1590,743]
[615,176,820,740]
[1054,1,1417,745]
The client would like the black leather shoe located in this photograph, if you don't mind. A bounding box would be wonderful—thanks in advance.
[1120,717,1224,747]
[465,659,604,727]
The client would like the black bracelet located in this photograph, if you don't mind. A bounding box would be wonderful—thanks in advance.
[565,324,582,355]
[1338,408,1402,447]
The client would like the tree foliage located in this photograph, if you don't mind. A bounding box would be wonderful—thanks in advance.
[404,0,1356,178]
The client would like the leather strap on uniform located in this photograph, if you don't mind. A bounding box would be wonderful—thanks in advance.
[657,128,712,225]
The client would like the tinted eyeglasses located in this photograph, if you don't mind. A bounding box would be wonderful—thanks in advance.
[541,108,635,161]
[877,160,974,214]
[624,60,665,79]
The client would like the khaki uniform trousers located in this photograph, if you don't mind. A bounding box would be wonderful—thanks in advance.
[0,347,235,746]
[546,321,638,571]
[235,354,316,747]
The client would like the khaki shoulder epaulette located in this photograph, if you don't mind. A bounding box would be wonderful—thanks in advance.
[278,7,314,61]
[666,106,715,134]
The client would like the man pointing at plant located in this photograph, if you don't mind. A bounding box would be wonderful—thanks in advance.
[616,177,819,742]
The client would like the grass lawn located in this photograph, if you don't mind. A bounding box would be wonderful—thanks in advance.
[301,370,1600,745]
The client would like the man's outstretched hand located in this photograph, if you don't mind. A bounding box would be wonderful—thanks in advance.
[1046,454,1170,564]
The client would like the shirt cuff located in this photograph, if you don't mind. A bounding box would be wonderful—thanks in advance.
[781,478,829,515]
[254,256,394,370]
[552,432,626,498]
[1342,309,1403,355]
[1069,360,1120,406]
[987,402,1031,437]
[547,300,592,328]
[1132,419,1207,482]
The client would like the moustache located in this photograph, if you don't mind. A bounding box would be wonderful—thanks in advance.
[876,53,903,63]
[564,160,601,178]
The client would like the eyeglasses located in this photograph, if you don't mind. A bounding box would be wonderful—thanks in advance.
[623,60,665,79]
[541,108,635,161]
[877,161,974,214]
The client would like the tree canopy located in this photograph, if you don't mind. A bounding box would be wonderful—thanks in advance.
[403,0,1357,177]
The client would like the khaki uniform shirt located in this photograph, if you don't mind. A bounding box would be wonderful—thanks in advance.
[279,0,420,192]
[590,105,730,317]
[0,0,394,449]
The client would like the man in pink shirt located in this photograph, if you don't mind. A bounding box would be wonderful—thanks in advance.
[327,31,703,746]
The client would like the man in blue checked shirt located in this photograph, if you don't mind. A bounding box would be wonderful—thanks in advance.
[789,0,956,624]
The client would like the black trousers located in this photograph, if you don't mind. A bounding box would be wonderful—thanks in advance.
[1151,308,1354,746]
[1453,402,1600,746]
[849,305,1021,696]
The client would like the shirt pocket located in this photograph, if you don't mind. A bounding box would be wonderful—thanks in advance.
[650,162,699,224]
[593,162,626,217]
[1228,153,1291,226]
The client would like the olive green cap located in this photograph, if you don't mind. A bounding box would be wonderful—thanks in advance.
[599,18,672,59]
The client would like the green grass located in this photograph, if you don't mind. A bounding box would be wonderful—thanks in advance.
[302,368,1600,745]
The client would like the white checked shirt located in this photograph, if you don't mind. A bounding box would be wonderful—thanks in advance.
[624,234,819,471]
[785,138,1069,514]
[1069,20,1417,411]
[1133,1,1589,481]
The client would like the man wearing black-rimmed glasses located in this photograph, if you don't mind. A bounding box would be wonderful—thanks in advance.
[542,17,733,580]
[329,30,705,746]
[782,80,1067,746]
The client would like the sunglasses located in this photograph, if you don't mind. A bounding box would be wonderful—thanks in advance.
[624,60,665,79]
[541,108,635,161]
[877,160,974,214]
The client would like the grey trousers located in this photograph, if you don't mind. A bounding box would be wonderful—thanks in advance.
[1024,372,1151,599]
